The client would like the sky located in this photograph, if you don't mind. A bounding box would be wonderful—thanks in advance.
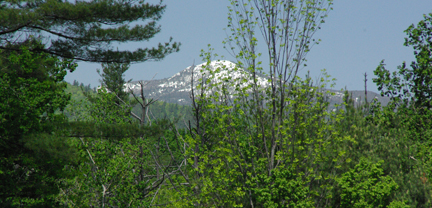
[64,0,432,93]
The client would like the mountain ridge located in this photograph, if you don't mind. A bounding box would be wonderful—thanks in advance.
[125,60,391,106]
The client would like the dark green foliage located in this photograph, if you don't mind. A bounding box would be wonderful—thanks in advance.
[374,13,432,109]
[0,0,180,63]
[334,92,432,207]
[72,80,79,86]
[373,13,432,191]
[88,87,134,124]
[53,120,147,139]
[97,62,130,101]
[0,46,75,151]
[0,47,77,206]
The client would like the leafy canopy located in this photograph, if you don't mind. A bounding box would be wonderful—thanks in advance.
[374,13,432,109]
[0,46,76,144]
[0,46,77,206]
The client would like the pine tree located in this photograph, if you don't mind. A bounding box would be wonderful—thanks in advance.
[0,0,180,63]
[97,62,130,102]
[0,47,77,206]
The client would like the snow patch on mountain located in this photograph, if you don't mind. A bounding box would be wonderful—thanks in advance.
[124,60,390,106]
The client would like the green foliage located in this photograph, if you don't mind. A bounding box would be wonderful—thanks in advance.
[374,13,432,109]
[254,166,314,208]
[0,47,77,206]
[0,0,180,63]
[225,0,333,80]
[58,73,185,206]
[131,100,193,128]
[162,5,432,208]
[175,51,352,207]
[335,158,400,208]
[372,14,432,206]
[58,136,153,207]
[57,122,183,207]
[88,88,134,124]
[335,92,432,207]
[0,47,76,140]
[64,82,192,127]
[167,1,351,207]
[3,1,432,207]
[66,82,92,100]
[97,62,131,102]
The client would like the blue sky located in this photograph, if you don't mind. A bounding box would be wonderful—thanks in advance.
[64,0,432,93]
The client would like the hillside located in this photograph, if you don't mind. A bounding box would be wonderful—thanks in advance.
[64,83,192,128]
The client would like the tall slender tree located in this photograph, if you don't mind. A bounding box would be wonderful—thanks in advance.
[166,1,352,207]
[97,62,130,102]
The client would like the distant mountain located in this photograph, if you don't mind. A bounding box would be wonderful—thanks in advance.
[325,89,390,107]
[126,60,390,106]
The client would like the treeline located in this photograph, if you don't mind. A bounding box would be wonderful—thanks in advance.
[71,80,95,93]
[4,46,431,206]
[64,83,192,129]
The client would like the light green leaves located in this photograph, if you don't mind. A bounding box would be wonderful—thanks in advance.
[336,159,401,208]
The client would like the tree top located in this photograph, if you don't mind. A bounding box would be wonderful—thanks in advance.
[0,0,180,63]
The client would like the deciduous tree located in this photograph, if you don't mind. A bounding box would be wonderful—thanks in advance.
[165,1,361,207]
